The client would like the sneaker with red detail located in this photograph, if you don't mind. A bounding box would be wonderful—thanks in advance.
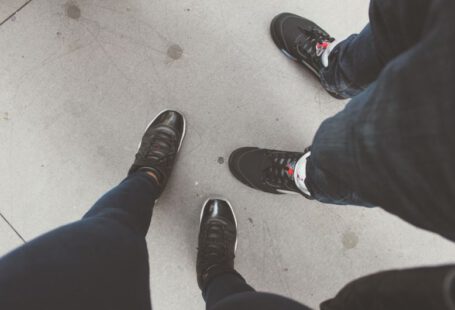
[270,13,343,99]
[229,147,312,199]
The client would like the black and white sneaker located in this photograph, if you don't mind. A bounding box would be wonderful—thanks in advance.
[197,198,238,290]
[270,13,343,99]
[229,147,312,198]
[128,110,186,192]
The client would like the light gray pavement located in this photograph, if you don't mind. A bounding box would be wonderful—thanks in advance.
[1,0,455,309]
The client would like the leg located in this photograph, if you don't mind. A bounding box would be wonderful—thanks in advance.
[321,265,455,310]
[271,0,432,98]
[320,24,384,98]
[230,0,437,199]
[231,0,455,241]
[307,0,455,240]
[0,172,158,310]
[0,110,186,310]
[197,199,310,310]
[206,274,310,310]
[305,88,380,207]
[321,0,432,97]
[204,273,254,309]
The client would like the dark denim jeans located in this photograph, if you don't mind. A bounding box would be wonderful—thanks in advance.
[0,172,311,310]
[1,0,455,309]
[204,274,310,310]
[306,0,455,242]
[0,172,158,310]
[1,172,452,310]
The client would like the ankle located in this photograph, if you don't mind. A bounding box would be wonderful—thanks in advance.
[294,151,311,196]
[137,167,161,185]
[146,171,159,184]
[200,266,239,292]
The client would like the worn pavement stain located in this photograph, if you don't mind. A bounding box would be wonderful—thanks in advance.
[342,231,359,250]
[167,44,184,60]
[66,3,81,20]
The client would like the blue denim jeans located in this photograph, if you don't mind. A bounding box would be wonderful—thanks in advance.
[306,0,455,242]
[204,274,310,310]
[0,172,158,310]
[1,0,454,309]
[1,173,452,310]
[0,172,311,310]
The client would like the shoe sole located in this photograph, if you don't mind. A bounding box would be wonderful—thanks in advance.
[200,197,238,252]
[270,13,345,100]
[137,109,187,152]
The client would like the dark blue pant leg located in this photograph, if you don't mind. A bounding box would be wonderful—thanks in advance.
[319,0,431,99]
[306,0,434,206]
[320,25,384,98]
[0,172,159,310]
[305,85,378,207]
[307,0,455,241]
[204,274,311,310]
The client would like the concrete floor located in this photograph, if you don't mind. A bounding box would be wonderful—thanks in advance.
[1,0,455,309]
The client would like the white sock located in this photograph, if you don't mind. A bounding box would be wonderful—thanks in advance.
[321,40,340,67]
[294,152,311,196]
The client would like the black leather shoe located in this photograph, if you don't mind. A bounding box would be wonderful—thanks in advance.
[271,13,344,99]
[197,198,238,290]
[128,110,186,193]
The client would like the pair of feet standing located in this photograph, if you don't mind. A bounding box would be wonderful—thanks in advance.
[131,13,336,292]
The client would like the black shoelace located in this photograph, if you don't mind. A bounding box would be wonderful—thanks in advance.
[296,26,335,57]
[199,220,234,269]
[263,152,300,189]
[141,129,177,165]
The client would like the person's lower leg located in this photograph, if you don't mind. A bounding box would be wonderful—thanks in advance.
[83,171,161,236]
[0,110,186,310]
[204,273,255,309]
[320,24,384,98]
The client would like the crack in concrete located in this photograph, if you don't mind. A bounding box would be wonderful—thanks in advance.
[0,0,34,27]
[0,213,26,243]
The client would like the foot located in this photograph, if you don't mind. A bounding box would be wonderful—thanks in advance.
[197,198,237,290]
[128,110,186,192]
[270,13,343,99]
[229,147,312,198]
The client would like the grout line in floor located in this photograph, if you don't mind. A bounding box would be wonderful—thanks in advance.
[0,0,34,27]
[0,212,26,243]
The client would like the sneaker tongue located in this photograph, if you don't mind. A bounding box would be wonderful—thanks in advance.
[266,157,297,184]
[321,39,339,67]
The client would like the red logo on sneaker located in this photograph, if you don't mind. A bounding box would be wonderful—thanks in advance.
[316,42,330,49]
[287,165,295,176]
